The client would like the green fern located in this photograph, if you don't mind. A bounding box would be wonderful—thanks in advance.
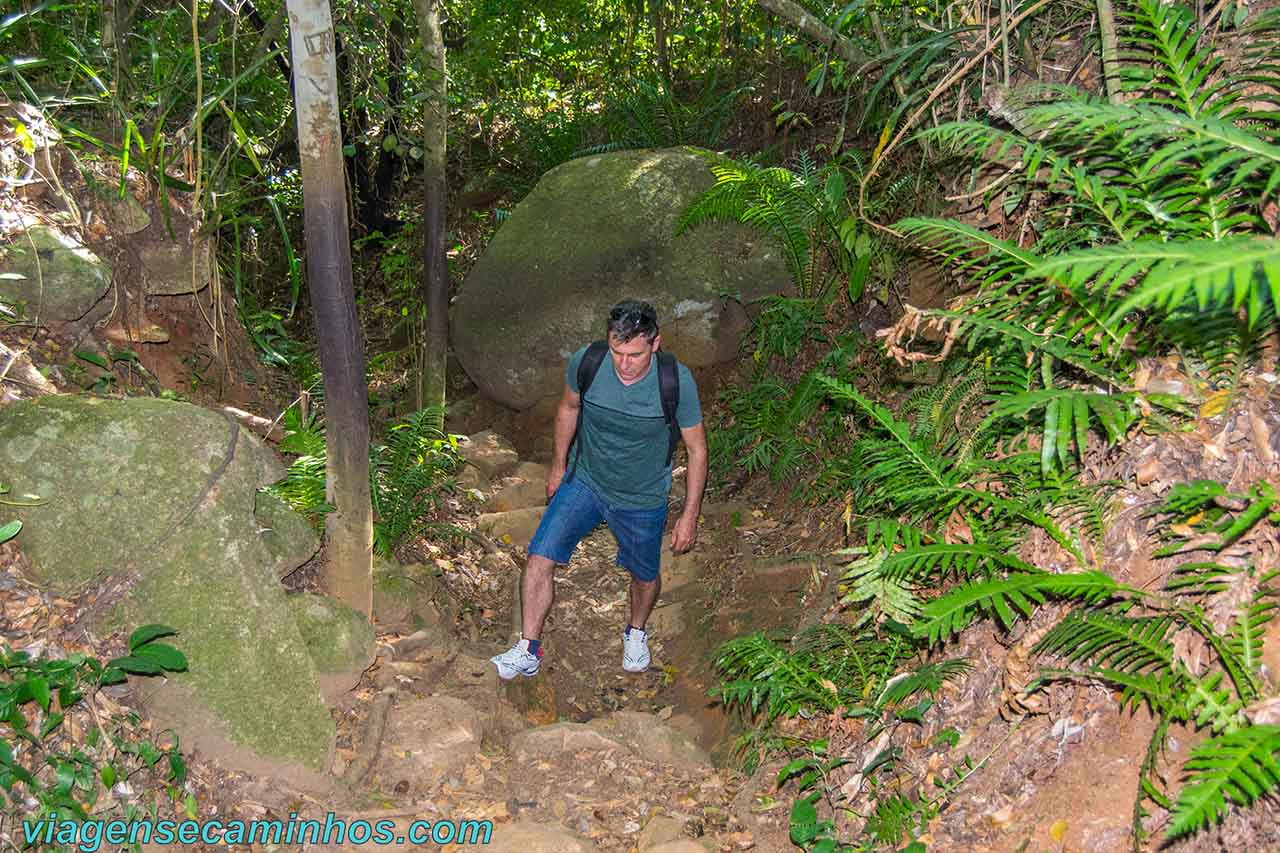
[269,406,459,557]
[894,0,1280,406]
[838,547,924,628]
[370,406,458,558]
[916,571,1119,644]
[1167,726,1280,838]
[1230,590,1276,685]
[1037,610,1177,679]
[678,154,834,297]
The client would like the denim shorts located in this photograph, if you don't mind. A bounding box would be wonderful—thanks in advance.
[527,475,667,582]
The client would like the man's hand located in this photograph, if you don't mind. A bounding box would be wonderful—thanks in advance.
[546,464,565,501]
[669,512,698,553]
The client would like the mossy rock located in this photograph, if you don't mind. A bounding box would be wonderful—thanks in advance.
[0,395,334,772]
[373,557,451,636]
[287,593,375,701]
[452,147,791,410]
[256,490,320,578]
[0,225,111,322]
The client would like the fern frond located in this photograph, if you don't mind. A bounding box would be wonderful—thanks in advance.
[987,387,1134,472]
[1185,669,1245,733]
[1231,592,1276,685]
[820,376,948,489]
[1157,479,1231,515]
[895,217,1040,284]
[928,311,1128,383]
[1032,237,1280,331]
[916,571,1119,644]
[1036,610,1175,676]
[839,548,925,628]
[1134,718,1174,844]
[1167,725,1280,838]
[1125,0,1230,119]
[876,658,972,708]
[881,542,1040,582]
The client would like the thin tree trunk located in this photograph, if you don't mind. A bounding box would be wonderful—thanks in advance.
[285,0,373,617]
[246,2,293,80]
[650,0,673,89]
[412,0,449,423]
[1096,0,1122,104]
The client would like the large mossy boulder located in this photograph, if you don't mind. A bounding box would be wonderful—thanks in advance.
[0,224,110,322]
[452,147,791,410]
[0,396,333,775]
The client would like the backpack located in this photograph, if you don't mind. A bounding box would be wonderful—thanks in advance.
[566,340,681,478]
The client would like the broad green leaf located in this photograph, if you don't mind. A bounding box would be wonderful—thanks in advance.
[128,624,178,651]
[131,643,187,672]
[26,676,49,711]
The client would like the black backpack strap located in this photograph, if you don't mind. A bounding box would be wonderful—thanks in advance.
[565,340,608,482]
[657,351,681,466]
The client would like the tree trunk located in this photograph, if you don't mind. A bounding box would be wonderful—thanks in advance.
[412,0,449,422]
[368,13,406,231]
[1096,0,1123,104]
[650,0,673,90]
[285,0,373,617]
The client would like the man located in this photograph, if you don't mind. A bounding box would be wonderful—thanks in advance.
[490,300,707,679]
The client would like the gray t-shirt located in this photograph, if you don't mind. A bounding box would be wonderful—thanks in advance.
[564,344,702,509]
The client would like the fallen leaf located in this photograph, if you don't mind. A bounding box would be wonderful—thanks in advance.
[1200,389,1232,419]
[986,805,1014,827]
[1246,696,1280,726]
[1135,457,1160,486]
[1251,408,1275,463]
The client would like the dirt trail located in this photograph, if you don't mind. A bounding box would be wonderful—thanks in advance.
[317,510,804,852]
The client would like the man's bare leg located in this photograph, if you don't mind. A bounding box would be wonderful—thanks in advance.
[522,554,557,640]
[628,575,661,631]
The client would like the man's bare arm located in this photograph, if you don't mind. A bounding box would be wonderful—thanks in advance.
[547,384,581,497]
[670,422,707,552]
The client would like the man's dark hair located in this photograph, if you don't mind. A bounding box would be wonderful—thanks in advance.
[607,300,659,343]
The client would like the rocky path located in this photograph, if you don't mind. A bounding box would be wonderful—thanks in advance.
[288,432,788,852]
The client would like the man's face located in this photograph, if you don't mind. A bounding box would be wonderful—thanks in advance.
[608,332,660,385]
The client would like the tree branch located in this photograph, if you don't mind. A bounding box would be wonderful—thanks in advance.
[756,0,867,66]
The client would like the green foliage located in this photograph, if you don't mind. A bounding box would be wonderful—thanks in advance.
[370,407,459,558]
[598,76,748,152]
[709,373,823,484]
[1017,481,1279,840]
[751,295,828,366]
[765,655,982,852]
[0,626,188,840]
[712,620,968,793]
[679,151,900,302]
[270,405,460,558]
[708,333,865,496]
[712,625,914,737]
[896,0,1279,414]
[1167,725,1280,838]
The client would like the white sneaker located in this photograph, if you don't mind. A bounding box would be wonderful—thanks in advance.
[622,628,650,673]
[490,639,541,680]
